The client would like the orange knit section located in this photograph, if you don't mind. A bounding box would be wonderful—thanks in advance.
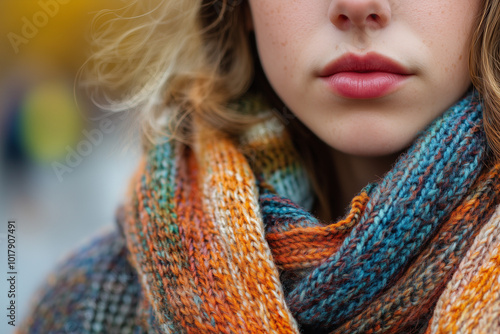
[194,122,300,333]
[267,192,369,270]
[429,208,500,334]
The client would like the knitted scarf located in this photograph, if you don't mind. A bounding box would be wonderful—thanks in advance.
[118,88,500,334]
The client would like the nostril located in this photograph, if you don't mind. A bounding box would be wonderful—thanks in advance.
[332,7,391,30]
[337,14,350,28]
[339,14,349,21]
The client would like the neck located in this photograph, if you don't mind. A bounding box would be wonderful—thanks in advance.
[315,148,403,221]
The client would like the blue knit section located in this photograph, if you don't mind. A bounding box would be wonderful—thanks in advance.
[268,164,315,212]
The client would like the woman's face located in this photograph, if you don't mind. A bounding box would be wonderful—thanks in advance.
[245,0,481,156]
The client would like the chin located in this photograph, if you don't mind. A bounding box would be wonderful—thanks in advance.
[323,135,414,158]
[341,147,406,158]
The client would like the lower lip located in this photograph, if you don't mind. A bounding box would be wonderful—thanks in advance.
[321,72,410,99]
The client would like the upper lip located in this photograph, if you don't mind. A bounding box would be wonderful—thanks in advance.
[318,52,412,77]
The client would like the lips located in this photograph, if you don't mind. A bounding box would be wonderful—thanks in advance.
[319,52,412,99]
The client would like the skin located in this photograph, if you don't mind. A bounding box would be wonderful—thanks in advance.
[244,0,481,219]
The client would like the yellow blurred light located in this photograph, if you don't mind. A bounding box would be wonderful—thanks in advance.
[20,81,84,163]
[1,0,126,69]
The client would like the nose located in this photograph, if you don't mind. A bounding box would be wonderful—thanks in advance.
[329,0,391,30]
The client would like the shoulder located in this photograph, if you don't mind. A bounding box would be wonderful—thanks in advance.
[16,225,144,334]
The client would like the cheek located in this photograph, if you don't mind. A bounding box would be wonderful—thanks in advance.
[250,1,316,81]
[405,1,477,82]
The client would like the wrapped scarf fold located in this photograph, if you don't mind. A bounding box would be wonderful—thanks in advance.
[118,89,500,333]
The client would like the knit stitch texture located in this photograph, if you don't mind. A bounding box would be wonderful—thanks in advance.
[17,88,500,333]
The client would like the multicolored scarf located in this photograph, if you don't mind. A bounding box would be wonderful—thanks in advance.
[119,89,500,333]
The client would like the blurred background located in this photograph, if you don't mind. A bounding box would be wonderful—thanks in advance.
[0,1,142,332]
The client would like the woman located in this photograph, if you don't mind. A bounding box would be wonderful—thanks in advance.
[18,0,500,333]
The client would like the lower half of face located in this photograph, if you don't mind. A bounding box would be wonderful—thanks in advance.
[247,0,480,156]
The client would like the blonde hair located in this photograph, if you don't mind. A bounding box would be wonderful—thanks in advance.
[84,0,269,152]
[470,0,500,160]
[84,0,500,220]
